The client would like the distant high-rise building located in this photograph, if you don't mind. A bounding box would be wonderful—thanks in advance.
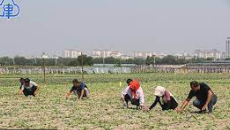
[92,50,121,58]
[194,49,222,59]
[226,37,230,59]
[64,49,82,58]
[134,52,153,58]
[175,53,193,60]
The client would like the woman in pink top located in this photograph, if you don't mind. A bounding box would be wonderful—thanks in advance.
[148,86,178,111]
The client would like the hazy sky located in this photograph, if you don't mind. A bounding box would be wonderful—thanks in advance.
[0,0,230,57]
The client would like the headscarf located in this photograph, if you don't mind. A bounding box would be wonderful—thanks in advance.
[129,79,140,98]
[154,86,172,97]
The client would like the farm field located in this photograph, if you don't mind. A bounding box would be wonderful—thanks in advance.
[0,73,230,130]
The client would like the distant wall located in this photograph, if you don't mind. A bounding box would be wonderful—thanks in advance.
[133,64,230,73]
[0,66,134,74]
[1,63,230,74]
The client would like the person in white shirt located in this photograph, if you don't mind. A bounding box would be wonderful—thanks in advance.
[121,79,145,109]
[19,78,39,97]
[121,79,133,108]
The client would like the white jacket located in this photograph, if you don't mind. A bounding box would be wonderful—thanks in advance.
[121,86,145,106]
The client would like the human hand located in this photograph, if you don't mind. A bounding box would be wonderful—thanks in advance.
[176,107,183,113]
[201,105,207,111]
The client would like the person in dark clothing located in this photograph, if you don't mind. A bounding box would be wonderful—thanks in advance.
[177,81,217,113]
[148,86,178,111]
[66,79,90,100]
[19,78,39,97]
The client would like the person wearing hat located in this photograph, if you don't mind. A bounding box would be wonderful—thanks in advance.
[148,86,178,111]
[66,79,90,100]
[121,79,145,109]
[19,78,39,97]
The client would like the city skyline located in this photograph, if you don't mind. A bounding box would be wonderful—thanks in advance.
[0,47,225,60]
[0,39,227,57]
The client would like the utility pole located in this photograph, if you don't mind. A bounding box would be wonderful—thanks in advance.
[153,54,156,67]
[43,57,46,85]
[81,52,84,81]
[103,50,105,67]
[41,53,48,86]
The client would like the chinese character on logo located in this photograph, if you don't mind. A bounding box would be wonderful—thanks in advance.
[0,0,20,19]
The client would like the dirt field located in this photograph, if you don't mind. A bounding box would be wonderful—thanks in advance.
[0,73,229,130]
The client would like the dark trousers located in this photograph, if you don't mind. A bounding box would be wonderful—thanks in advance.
[76,88,90,98]
[162,96,178,110]
[124,94,140,107]
[23,86,37,97]
[193,94,217,112]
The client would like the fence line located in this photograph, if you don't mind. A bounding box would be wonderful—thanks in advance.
[0,66,134,74]
[1,63,230,74]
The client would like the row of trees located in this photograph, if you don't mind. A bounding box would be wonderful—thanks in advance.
[145,55,211,65]
[0,55,221,66]
[0,55,93,66]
